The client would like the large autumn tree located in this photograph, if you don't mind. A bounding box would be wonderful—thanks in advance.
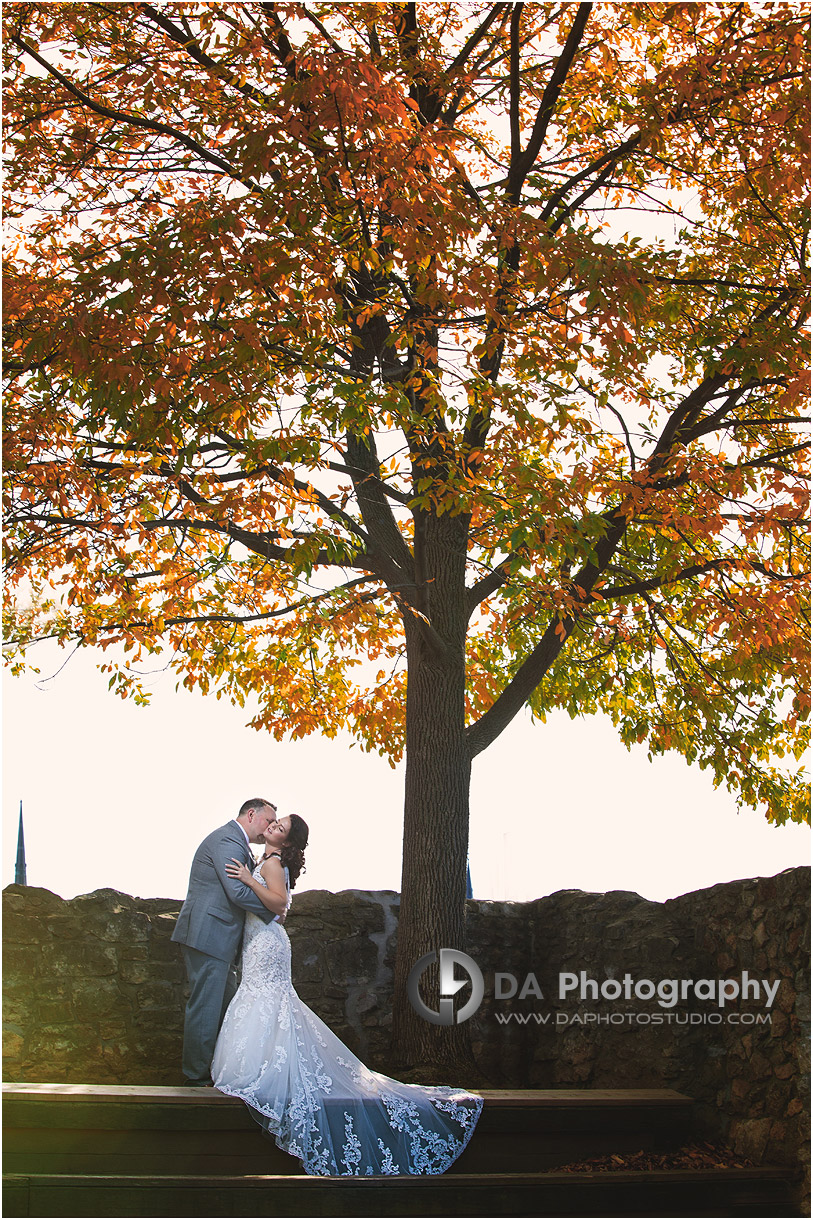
[4,1,809,1071]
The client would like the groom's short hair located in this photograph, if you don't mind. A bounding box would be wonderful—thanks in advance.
[238,797,276,819]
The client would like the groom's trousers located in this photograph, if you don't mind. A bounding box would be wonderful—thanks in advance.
[181,946,238,1085]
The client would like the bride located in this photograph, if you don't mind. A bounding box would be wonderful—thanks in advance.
[211,815,483,1176]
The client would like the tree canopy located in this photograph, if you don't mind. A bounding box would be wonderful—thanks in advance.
[5,1,808,826]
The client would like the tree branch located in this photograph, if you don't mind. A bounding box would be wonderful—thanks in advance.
[466,558,513,618]
[541,132,641,225]
[466,511,627,758]
[12,33,265,195]
[508,2,593,203]
[343,432,417,587]
[139,4,277,114]
[509,5,522,170]
[205,430,371,545]
[731,441,810,471]
[447,4,511,76]
[5,578,384,652]
[598,558,735,600]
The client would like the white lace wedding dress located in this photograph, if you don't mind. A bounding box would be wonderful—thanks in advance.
[211,865,483,1175]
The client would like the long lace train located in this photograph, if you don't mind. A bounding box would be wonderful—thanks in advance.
[211,874,482,1175]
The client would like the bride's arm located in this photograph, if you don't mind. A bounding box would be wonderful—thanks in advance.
[225,858,288,916]
[260,856,289,916]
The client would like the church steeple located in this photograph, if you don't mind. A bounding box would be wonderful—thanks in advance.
[15,801,27,886]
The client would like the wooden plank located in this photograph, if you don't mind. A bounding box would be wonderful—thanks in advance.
[2,1085,233,1105]
[2,1168,800,1220]
[3,1102,260,1131]
[3,1083,693,1105]
[2,1167,797,1185]
[468,1093,688,1112]
[3,1115,694,1150]
[4,1127,689,1178]
[3,1154,304,1177]
[1,1179,28,1218]
[5,1130,268,1155]
[4,1098,694,1136]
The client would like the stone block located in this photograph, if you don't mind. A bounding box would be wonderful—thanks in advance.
[98,1041,134,1070]
[3,885,64,915]
[731,1116,773,1160]
[133,1033,183,1060]
[745,1050,773,1079]
[754,921,769,947]
[37,1001,79,1025]
[88,912,151,945]
[71,977,127,1018]
[353,990,380,1015]
[2,996,35,1026]
[2,945,44,976]
[3,1030,25,1061]
[119,959,154,985]
[25,1022,103,1066]
[148,960,185,986]
[72,888,137,912]
[768,1119,787,1148]
[98,1020,129,1040]
[139,898,183,914]
[147,936,182,963]
[774,979,797,1014]
[136,981,180,1009]
[289,938,326,981]
[2,911,48,944]
[48,941,119,977]
[118,944,149,961]
[326,933,379,984]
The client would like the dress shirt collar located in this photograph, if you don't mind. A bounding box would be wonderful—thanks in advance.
[232,819,251,849]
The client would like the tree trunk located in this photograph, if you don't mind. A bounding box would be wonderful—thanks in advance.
[389,509,479,1077]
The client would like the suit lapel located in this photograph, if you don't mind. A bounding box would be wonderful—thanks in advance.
[224,819,253,868]
[228,820,256,869]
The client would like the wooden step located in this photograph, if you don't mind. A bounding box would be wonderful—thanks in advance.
[2,1168,801,1218]
[2,1087,800,1217]
[3,1084,695,1176]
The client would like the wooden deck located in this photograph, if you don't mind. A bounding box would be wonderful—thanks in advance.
[3,1084,801,1217]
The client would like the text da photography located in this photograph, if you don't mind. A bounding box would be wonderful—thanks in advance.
[408,950,781,1025]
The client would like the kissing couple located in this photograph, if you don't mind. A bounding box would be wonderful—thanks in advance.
[172,797,482,1176]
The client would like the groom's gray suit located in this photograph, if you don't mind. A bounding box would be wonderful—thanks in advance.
[172,820,275,1085]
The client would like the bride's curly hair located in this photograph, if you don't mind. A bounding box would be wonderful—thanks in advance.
[280,814,309,889]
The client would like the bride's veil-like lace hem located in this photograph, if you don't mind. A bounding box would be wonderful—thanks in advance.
[216,1072,483,1177]
[212,880,483,1176]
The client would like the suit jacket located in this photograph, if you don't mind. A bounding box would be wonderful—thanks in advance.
[172,821,275,962]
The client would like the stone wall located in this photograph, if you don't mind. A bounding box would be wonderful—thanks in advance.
[3,867,808,1179]
[1,885,400,1086]
[463,867,810,1177]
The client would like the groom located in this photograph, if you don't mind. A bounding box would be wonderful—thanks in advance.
[173,797,279,1086]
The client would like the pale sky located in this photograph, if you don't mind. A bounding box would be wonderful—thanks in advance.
[3,639,808,905]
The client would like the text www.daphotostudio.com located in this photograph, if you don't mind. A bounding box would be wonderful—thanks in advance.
[407,950,780,1027]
